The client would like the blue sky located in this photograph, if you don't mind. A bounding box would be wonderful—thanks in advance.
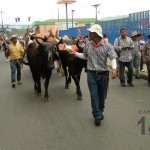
[0,0,150,24]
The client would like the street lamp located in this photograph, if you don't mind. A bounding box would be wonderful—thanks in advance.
[57,0,76,30]
[92,4,101,23]
[71,10,75,28]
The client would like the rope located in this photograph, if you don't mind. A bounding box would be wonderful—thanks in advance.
[17,60,29,78]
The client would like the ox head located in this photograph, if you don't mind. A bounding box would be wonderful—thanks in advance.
[55,27,87,53]
[36,39,59,69]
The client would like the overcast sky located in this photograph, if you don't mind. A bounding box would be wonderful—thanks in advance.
[0,0,150,24]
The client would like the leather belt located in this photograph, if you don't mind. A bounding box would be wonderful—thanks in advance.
[88,70,109,76]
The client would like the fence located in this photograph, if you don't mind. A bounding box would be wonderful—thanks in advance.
[99,10,150,44]
[59,10,150,44]
[59,24,90,37]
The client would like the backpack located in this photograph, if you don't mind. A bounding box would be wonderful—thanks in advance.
[115,38,121,57]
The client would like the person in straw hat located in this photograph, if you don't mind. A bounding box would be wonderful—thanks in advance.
[7,34,24,88]
[130,31,141,79]
[142,34,150,86]
[58,24,118,126]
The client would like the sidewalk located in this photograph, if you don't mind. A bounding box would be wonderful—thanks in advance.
[107,59,148,80]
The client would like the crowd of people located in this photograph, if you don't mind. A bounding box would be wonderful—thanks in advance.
[0,24,150,127]
[113,28,150,87]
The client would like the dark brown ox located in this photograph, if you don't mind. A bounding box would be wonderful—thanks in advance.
[23,38,59,101]
[57,36,87,100]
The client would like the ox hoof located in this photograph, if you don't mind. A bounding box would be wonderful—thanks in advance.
[36,92,41,96]
[77,96,82,100]
[65,85,69,89]
[56,68,60,73]
[34,90,37,94]
[44,96,49,102]
[44,98,49,102]
[61,73,64,77]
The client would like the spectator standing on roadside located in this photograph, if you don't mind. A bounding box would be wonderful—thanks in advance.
[114,28,134,87]
[142,34,150,87]
[130,31,141,79]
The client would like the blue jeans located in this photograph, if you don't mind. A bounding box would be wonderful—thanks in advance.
[87,71,108,119]
[132,52,141,77]
[140,55,144,71]
[119,60,133,83]
[10,60,21,83]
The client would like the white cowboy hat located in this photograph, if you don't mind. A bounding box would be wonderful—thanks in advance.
[87,24,103,37]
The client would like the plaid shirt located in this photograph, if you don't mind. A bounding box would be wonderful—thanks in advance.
[143,40,150,62]
[83,40,117,71]
[114,36,134,62]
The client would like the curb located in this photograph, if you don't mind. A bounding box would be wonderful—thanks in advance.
[107,64,148,80]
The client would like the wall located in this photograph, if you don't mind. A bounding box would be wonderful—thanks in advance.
[99,10,150,44]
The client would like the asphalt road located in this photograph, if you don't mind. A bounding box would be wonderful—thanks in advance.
[0,50,150,150]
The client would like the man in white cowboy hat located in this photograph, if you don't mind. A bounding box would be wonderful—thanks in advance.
[58,24,118,126]
[142,34,150,86]
[7,34,24,88]
[130,31,141,79]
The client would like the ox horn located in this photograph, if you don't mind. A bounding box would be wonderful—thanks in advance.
[55,28,61,40]
[75,27,81,42]
[77,27,81,38]
[49,28,53,37]
[23,26,29,39]
[26,26,30,36]
[35,38,41,45]
[34,34,45,41]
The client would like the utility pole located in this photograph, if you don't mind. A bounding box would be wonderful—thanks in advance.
[65,3,69,29]
[57,8,60,22]
[1,11,4,32]
[71,10,75,28]
[92,4,101,23]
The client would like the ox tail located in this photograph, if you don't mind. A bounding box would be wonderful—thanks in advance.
[68,73,71,84]
[22,49,29,65]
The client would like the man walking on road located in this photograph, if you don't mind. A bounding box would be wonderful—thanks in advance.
[58,24,118,127]
[7,35,24,88]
